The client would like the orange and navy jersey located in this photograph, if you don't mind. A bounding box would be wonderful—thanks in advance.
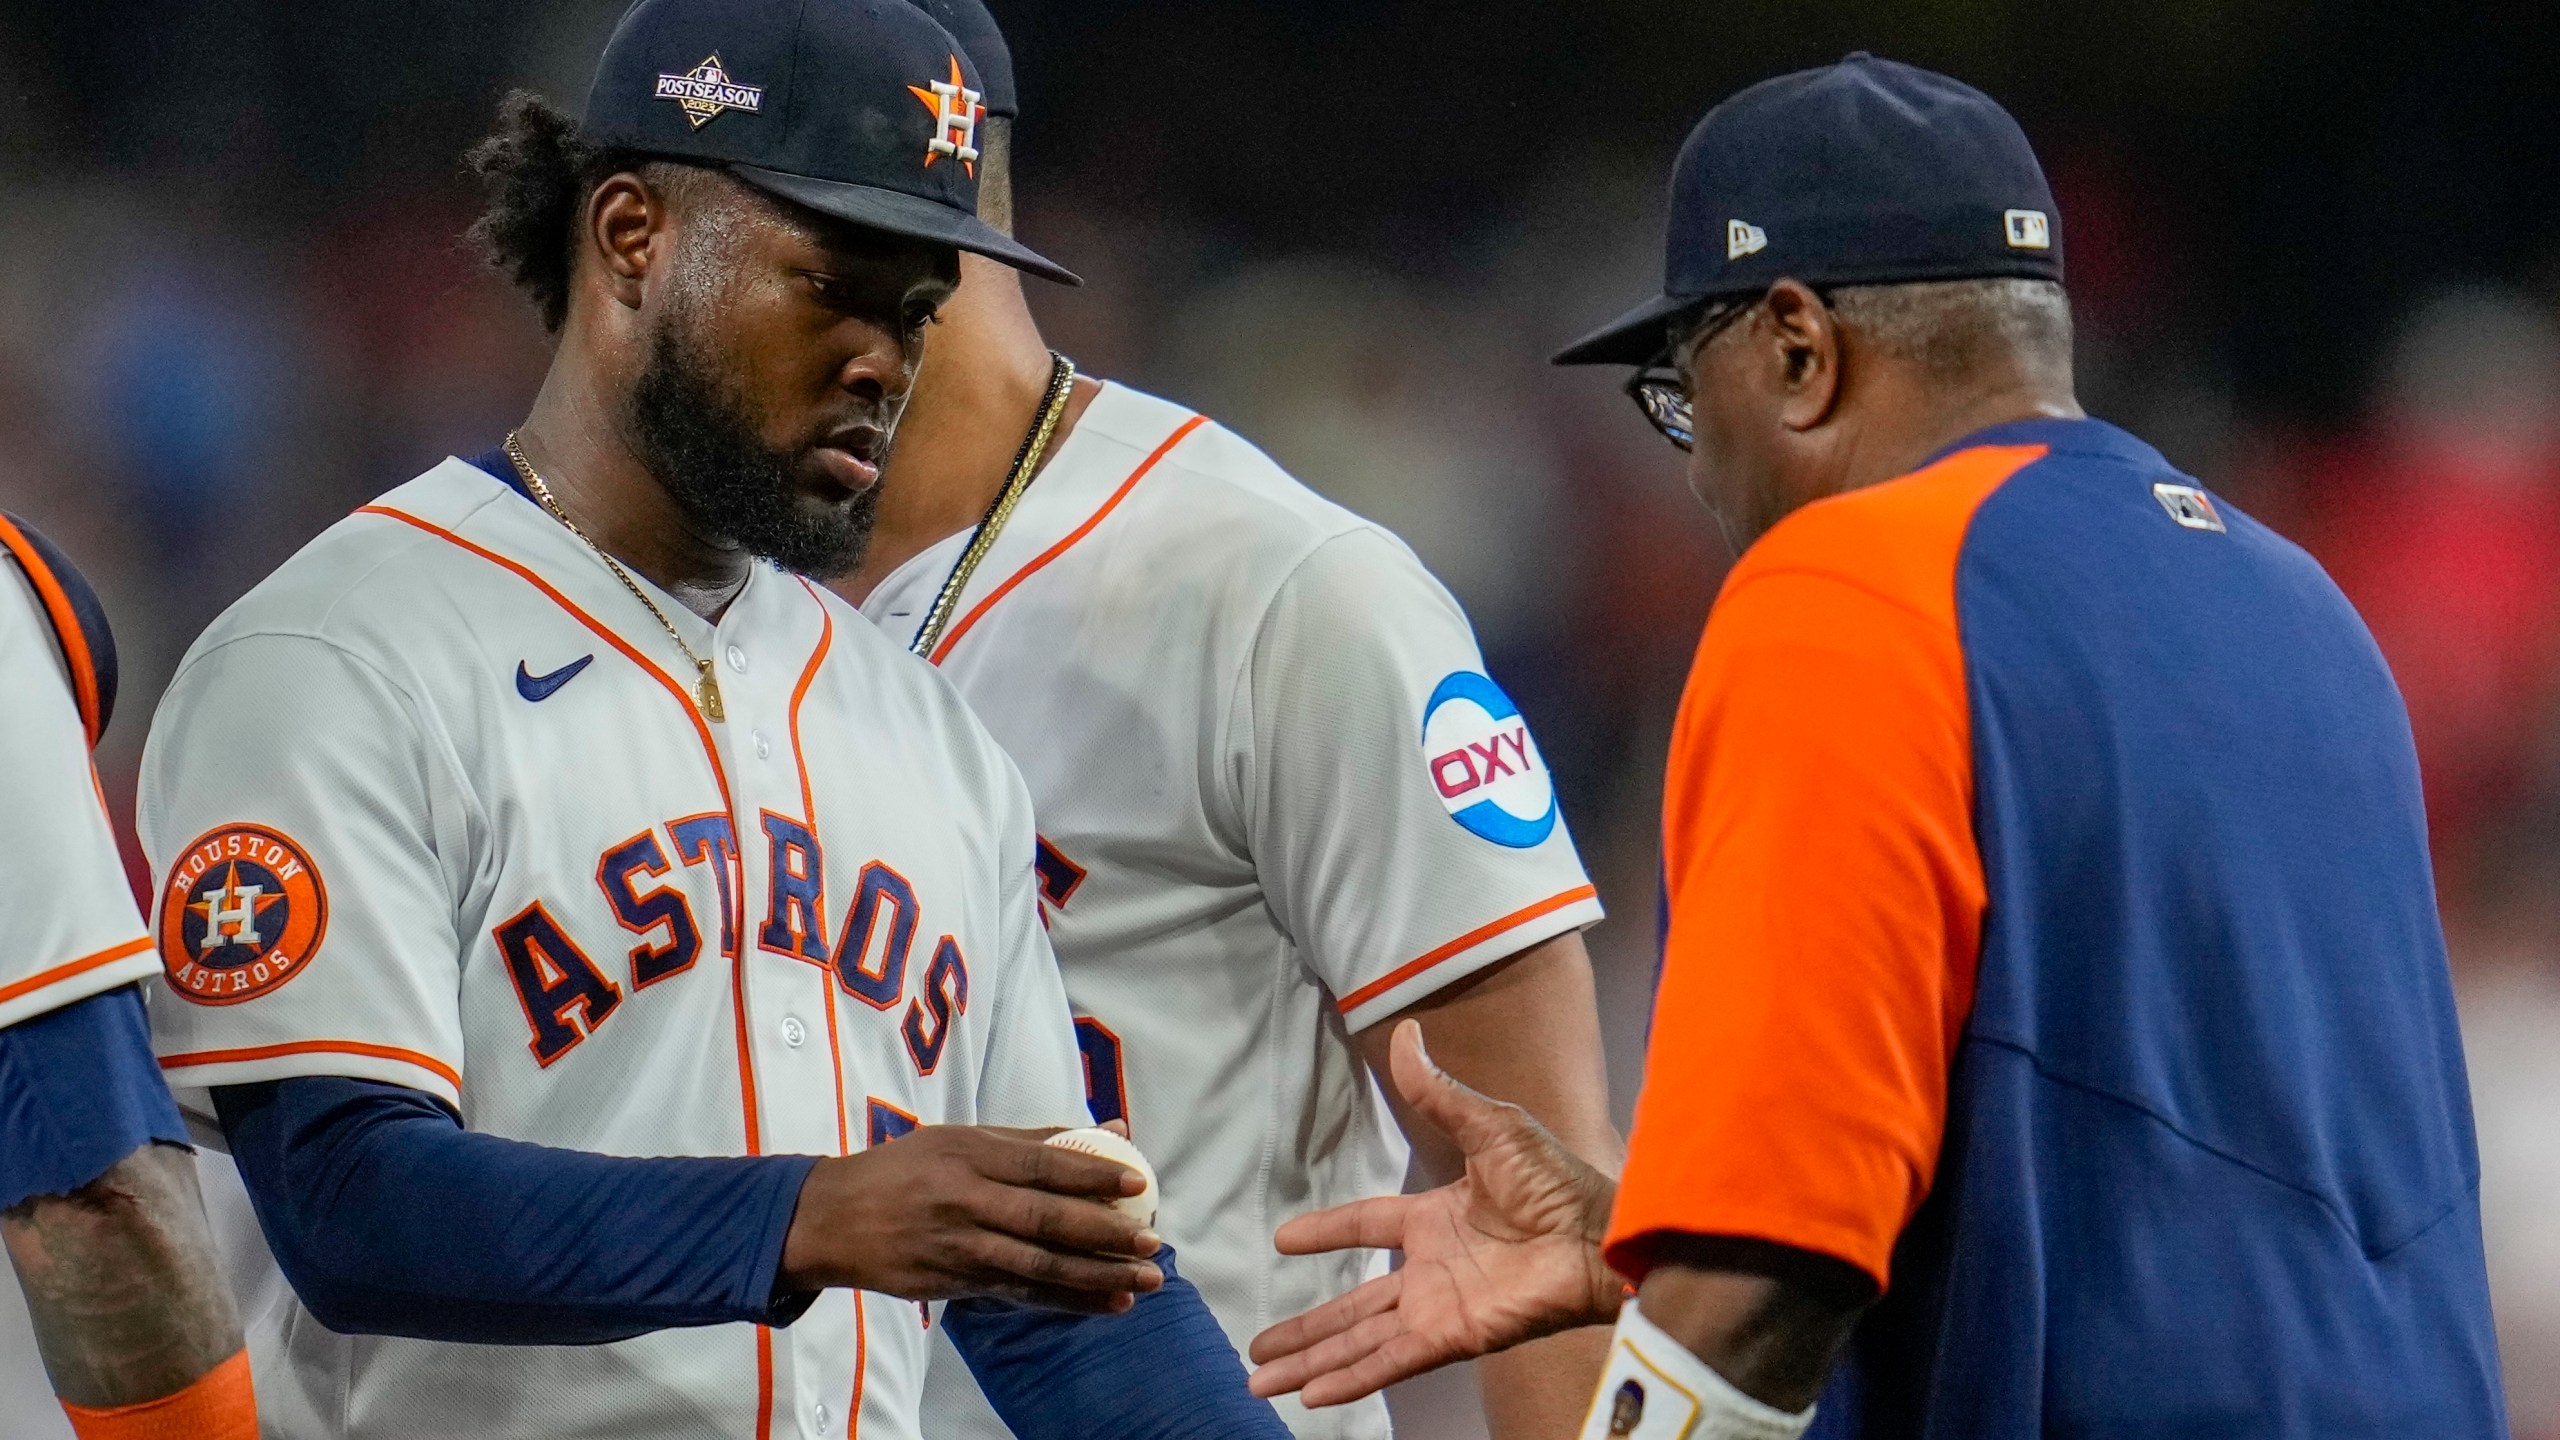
[1610,418,2504,1437]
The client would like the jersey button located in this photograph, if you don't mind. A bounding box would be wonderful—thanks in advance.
[726,644,748,674]
[753,729,773,760]
[814,1402,833,1434]
[780,1016,807,1049]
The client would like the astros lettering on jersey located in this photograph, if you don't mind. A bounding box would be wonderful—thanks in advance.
[859,382,1603,1440]
[140,457,1094,1440]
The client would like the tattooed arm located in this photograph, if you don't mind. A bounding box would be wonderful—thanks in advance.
[0,987,252,1433]
[0,521,254,1428]
[2,1141,243,1408]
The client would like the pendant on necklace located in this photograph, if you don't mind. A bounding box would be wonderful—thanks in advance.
[696,660,727,722]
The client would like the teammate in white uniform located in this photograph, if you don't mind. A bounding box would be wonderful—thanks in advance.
[143,455,1104,1436]
[845,7,1622,1435]
[136,3,1289,1438]
[0,522,152,1034]
[0,513,256,1440]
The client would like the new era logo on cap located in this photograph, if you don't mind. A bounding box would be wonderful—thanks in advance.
[2005,208,2051,250]
[1727,219,1768,261]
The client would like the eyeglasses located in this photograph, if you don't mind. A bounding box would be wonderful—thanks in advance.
[1624,367,1694,452]
[1621,296,1757,453]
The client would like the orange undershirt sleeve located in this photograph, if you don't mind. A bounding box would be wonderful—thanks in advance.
[61,1348,256,1440]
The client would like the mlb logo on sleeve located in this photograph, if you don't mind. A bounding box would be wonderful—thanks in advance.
[1421,671,1558,848]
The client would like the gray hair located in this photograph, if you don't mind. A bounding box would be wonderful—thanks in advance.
[1826,277,2074,384]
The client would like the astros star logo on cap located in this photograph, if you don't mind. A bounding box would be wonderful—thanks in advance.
[908,55,984,176]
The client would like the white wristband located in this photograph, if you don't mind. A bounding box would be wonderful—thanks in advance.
[1575,1298,1817,1440]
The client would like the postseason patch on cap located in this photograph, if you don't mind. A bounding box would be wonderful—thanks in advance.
[1422,672,1558,848]
[654,53,764,129]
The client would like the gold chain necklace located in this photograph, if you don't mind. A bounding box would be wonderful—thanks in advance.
[503,432,730,722]
[908,351,1077,658]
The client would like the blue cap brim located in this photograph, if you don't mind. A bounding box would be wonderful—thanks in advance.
[731,164,1081,286]
[1551,290,1709,367]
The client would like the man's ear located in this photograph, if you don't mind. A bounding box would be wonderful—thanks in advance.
[586,172,664,313]
[1762,279,1842,434]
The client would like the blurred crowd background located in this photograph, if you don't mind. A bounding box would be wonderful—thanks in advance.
[2,1,2557,1435]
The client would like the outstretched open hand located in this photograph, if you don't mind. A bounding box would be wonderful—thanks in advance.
[1246,1020,1622,1407]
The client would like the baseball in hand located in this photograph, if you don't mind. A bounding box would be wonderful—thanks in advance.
[1047,1126,1159,1228]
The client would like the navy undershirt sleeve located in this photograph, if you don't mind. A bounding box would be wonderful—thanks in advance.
[213,1076,820,1344]
[944,1244,1294,1440]
[0,985,191,1212]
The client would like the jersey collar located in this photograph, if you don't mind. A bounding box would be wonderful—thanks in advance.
[393,455,763,667]
[465,446,533,503]
[867,380,1166,639]
[446,446,790,656]
[1921,415,2167,472]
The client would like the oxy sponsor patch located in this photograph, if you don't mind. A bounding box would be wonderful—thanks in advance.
[1421,671,1558,848]
[159,824,329,1004]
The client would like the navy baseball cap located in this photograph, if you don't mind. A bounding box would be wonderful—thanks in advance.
[583,0,1073,283]
[1555,53,2060,366]
[903,0,1015,119]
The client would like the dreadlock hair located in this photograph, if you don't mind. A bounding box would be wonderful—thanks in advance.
[464,90,677,333]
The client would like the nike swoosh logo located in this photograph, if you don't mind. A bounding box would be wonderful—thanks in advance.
[516,655,596,702]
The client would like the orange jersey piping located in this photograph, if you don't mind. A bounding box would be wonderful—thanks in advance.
[927,416,1208,664]
[158,1037,464,1095]
[1335,884,1599,1015]
[0,510,104,745]
[0,936,153,1009]
[787,581,853,1158]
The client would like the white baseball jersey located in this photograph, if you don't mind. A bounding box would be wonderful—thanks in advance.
[0,525,156,1030]
[860,382,1605,1440]
[0,521,160,1440]
[138,457,1093,1440]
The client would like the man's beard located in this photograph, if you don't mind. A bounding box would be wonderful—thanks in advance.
[625,312,877,579]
